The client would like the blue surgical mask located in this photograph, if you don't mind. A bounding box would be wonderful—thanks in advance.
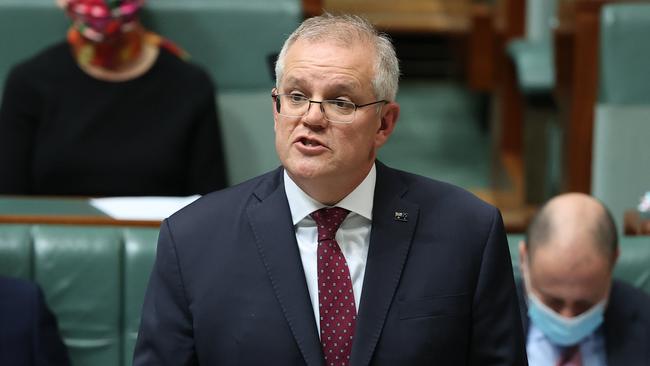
[527,292,606,346]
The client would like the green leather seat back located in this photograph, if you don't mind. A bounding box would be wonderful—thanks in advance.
[507,40,554,95]
[141,0,301,91]
[218,91,281,184]
[613,236,650,293]
[592,3,650,231]
[0,0,301,92]
[33,226,122,366]
[123,227,159,366]
[0,1,67,93]
[599,3,650,105]
[0,225,32,279]
[507,234,525,281]
[592,105,650,231]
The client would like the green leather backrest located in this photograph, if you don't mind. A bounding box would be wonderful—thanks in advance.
[507,234,650,293]
[599,3,650,104]
[141,0,301,91]
[591,105,650,231]
[123,228,159,366]
[33,226,122,366]
[217,91,280,184]
[0,224,32,279]
[613,236,650,293]
[0,224,159,366]
[0,1,68,91]
[0,0,301,92]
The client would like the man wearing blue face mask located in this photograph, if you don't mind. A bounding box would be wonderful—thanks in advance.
[518,193,650,366]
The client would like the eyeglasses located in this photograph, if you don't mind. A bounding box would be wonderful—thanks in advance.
[271,93,388,124]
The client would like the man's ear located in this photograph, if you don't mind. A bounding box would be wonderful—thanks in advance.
[375,102,400,148]
[272,89,279,132]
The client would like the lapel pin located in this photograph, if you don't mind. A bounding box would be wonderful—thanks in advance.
[394,211,408,222]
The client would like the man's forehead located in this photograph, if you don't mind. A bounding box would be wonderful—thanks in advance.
[282,75,361,92]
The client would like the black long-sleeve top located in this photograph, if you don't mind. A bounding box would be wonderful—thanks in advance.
[0,42,228,196]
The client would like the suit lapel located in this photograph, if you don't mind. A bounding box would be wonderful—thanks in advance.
[350,163,419,366]
[246,170,324,366]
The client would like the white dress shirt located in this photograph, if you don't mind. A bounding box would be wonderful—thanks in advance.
[526,322,607,366]
[283,165,375,335]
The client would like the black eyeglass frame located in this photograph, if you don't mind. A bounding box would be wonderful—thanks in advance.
[271,93,388,123]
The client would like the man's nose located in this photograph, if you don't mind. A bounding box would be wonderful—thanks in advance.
[302,102,328,128]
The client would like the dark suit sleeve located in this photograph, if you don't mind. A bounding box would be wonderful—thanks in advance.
[32,285,71,366]
[133,220,198,365]
[469,209,528,365]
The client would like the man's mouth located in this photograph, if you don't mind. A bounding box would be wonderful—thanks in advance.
[300,137,323,147]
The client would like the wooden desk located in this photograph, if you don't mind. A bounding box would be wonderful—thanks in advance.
[0,196,161,227]
[624,210,650,236]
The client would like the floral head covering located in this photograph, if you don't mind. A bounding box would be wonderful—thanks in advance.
[59,0,145,42]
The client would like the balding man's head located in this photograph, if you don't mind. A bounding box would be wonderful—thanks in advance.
[525,193,618,264]
[519,193,619,319]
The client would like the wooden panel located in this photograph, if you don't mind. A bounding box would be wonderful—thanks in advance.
[563,1,601,193]
[492,0,526,157]
[302,0,323,17]
[323,0,471,33]
[467,4,496,91]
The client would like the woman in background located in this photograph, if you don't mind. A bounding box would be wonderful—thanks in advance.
[0,0,228,196]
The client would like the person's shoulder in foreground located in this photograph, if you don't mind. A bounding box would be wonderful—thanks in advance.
[0,276,70,366]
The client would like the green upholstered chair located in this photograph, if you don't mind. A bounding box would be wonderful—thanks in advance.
[591,3,650,231]
[0,224,159,366]
[507,234,650,294]
[0,1,67,93]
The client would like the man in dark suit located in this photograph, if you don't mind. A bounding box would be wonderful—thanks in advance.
[134,13,527,365]
[518,193,650,365]
[0,276,70,365]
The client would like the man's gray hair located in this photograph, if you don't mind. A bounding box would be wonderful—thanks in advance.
[275,13,400,101]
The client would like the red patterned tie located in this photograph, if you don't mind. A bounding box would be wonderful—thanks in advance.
[556,345,582,366]
[311,207,356,366]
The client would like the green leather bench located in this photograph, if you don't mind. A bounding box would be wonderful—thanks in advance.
[1,225,648,366]
[0,225,158,366]
[0,0,302,185]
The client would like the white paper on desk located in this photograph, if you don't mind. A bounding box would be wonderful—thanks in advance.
[89,195,200,221]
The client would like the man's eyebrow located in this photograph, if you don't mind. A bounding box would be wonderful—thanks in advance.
[282,77,307,88]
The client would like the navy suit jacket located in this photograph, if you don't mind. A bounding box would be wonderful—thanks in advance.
[518,280,650,365]
[135,162,527,365]
[0,277,70,366]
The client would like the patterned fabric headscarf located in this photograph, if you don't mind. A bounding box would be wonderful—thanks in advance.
[59,0,144,42]
[58,0,188,70]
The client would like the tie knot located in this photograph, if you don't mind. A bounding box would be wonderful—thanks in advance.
[557,345,582,366]
[311,207,350,241]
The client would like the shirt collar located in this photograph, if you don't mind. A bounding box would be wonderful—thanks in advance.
[283,164,376,225]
